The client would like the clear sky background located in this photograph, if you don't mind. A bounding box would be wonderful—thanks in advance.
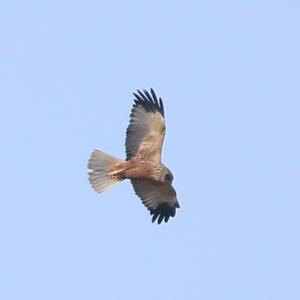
[1,1,299,299]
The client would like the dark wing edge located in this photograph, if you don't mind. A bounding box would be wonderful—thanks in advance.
[149,201,180,224]
[131,179,180,224]
[132,88,165,118]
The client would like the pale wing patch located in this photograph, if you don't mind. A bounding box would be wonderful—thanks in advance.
[133,111,165,162]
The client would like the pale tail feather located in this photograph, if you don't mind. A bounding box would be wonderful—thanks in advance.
[88,150,123,193]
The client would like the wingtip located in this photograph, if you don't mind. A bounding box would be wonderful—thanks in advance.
[149,202,178,224]
[132,88,165,117]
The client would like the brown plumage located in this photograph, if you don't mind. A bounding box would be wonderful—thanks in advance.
[88,89,179,224]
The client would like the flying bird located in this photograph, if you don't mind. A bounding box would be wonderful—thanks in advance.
[88,89,179,224]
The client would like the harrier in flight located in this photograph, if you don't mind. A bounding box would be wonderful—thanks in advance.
[88,89,179,224]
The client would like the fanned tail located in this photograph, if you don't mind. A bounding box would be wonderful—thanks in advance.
[88,150,124,193]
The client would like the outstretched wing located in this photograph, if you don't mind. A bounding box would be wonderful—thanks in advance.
[125,89,165,162]
[131,179,180,224]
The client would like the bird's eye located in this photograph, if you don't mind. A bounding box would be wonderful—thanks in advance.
[165,173,173,182]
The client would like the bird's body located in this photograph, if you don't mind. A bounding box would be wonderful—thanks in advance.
[88,89,179,224]
[108,159,167,182]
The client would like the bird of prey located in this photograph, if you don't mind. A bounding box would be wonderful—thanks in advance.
[88,89,179,224]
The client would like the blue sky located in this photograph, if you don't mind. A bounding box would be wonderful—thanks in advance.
[1,1,299,299]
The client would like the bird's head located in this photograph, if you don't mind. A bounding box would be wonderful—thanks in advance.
[164,168,174,183]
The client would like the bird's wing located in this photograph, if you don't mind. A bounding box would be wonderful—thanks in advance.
[125,89,166,163]
[131,179,180,224]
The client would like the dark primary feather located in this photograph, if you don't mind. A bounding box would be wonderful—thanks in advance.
[131,179,179,224]
[150,202,180,224]
[132,88,165,117]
